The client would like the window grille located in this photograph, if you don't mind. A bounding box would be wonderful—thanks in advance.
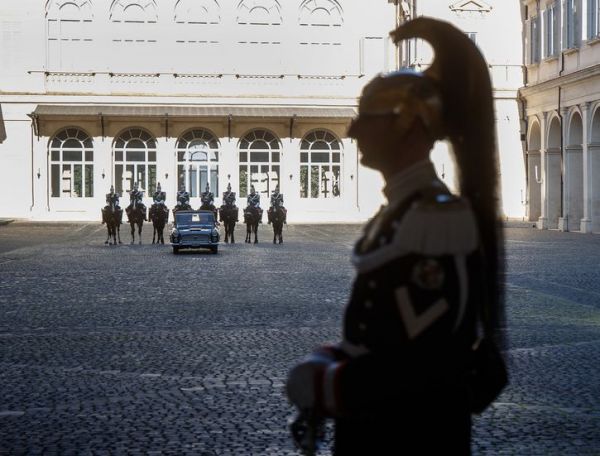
[238,130,281,199]
[176,129,220,199]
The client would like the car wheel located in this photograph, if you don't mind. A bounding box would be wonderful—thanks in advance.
[211,246,218,254]
[173,246,180,254]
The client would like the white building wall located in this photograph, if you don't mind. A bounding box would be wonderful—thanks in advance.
[399,0,526,219]
[0,0,399,222]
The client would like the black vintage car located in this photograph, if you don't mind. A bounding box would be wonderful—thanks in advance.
[170,210,219,254]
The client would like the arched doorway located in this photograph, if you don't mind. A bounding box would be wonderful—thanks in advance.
[176,129,220,208]
[527,120,542,221]
[238,129,281,203]
[590,107,600,232]
[566,112,583,231]
[113,128,157,197]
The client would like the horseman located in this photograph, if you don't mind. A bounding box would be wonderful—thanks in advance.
[268,185,287,224]
[200,182,215,207]
[103,185,122,224]
[152,182,166,205]
[222,182,237,207]
[246,184,263,222]
[176,183,190,209]
[126,182,147,220]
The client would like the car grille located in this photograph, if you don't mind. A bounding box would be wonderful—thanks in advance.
[181,234,209,244]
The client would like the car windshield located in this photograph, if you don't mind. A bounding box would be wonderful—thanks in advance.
[175,212,214,226]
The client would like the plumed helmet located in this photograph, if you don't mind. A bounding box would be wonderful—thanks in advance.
[227,182,232,192]
[357,69,444,140]
[110,185,114,193]
[389,17,504,348]
[156,182,161,192]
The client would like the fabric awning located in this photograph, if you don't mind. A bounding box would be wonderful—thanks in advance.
[31,104,357,120]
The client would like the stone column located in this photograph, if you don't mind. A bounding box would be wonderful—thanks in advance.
[527,149,541,222]
[581,102,593,232]
[538,112,549,229]
[558,107,569,231]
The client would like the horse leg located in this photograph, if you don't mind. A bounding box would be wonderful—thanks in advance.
[279,224,283,244]
[254,222,258,244]
[273,225,276,244]
[246,223,250,243]
[231,222,235,244]
[138,222,142,245]
[130,223,135,244]
[117,224,122,244]
[105,225,110,245]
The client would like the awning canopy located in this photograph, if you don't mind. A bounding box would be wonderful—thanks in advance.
[31,104,357,120]
[0,104,6,144]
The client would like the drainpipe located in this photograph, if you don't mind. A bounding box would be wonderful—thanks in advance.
[558,50,565,217]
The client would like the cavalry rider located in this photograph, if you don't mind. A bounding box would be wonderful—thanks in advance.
[200,182,215,207]
[176,183,190,209]
[152,182,166,205]
[150,182,168,220]
[246,184,263,221]
[105,185,121,210]
[126,182,147,220]
[222,182,237,207]
[268,185,287,224]
[102,185,122,224]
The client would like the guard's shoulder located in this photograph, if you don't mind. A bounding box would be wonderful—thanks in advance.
[392,190,479,256]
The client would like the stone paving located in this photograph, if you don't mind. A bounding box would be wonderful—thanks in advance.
[0,221,599,455]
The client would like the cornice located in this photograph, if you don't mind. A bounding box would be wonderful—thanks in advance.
[520,63,600,96]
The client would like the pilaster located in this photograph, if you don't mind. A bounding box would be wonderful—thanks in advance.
[538,111,549,229]
[581,102,593,232]
[558,107,569,231]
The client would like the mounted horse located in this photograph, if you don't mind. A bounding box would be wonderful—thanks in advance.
[101,188,122,245]
[125,183,147,244]
[268,205,287,244]
[219,184,238,243]
[149,184,169,244]
[244,205,262,243]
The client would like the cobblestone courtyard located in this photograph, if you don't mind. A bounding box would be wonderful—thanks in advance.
[1,221,599,455]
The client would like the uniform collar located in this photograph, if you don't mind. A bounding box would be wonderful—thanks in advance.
[383,159,442,205]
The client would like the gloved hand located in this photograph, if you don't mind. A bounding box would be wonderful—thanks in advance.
[286,346,340,413]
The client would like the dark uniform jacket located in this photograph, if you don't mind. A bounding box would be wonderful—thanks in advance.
[327,161,482,455]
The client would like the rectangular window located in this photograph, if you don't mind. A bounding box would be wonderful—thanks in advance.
[300,165,308,198]
[115,164,124,194]
[85,164,93,197]
[210,166,219,195]
[589,0,599,38]
[239,166,248,197]
[530,15,541,63]
[126,151,145,162]
[310,165,319,198]
[250,151,269,162]
[51,164,60,197]
[564,0,582,48]
[148,165,156,193]
[63,150,82,161]
[115,151,123,161]
[74,165,82,198]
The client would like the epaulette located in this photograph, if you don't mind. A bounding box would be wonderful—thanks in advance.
[392,191,479,256]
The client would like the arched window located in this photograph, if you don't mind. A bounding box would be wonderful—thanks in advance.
[297,0,345,75]
[176,129,220,201]
[299,0,343,26]
[50,128,94,198]
[46,0,93,71]
[239,129,281,198]
[300,130,341,199]
[237,0,282,25]
[113,128,156,196]
[174,0,220,24]
[173,0,222,72]
[110,1,158,72]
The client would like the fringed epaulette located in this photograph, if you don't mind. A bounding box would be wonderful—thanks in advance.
[393,192,479,256]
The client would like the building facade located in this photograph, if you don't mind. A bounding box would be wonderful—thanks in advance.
[522,0,600,232]
[397,0,526,219]
[0,1,525,222]
[0,0,400,222]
